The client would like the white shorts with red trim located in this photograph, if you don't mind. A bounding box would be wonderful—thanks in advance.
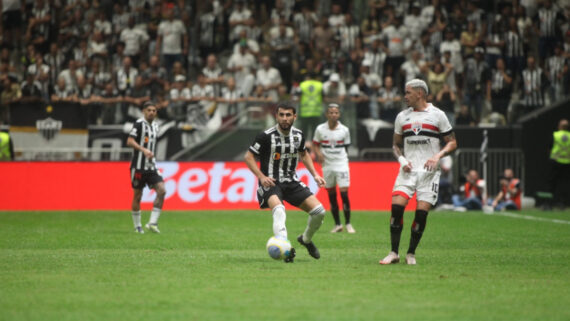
[323,166,350,189]
[392,169,441,205]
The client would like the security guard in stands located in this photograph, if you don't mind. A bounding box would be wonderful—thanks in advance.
[549,119,570,209]
[0,131,14,161]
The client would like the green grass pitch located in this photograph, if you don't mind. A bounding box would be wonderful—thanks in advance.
[1,209,569,321]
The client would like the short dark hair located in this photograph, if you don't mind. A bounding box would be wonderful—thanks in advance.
[275,102,296,114]
[142,101,156,110]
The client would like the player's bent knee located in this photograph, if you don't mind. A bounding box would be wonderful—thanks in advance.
[309,204,326,217]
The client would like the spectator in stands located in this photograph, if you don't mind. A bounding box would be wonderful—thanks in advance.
[197,3,218,60]
[545,44,566,103]
[489,168,522,211]
[97,82,122,124]
[505,17,526,77]
[87,60,111,96]
[485,20,506,70]
[270,22,295,89]
[202,54,225,97]
[426,62,453,99]
[116,56,138,122]
[169,61,186,84]
[360,8,380,46]
[227,43,256,95]
[293,4,318,46]
[233,29,260,58]
[26,0,52,53]
[377,75,402,123]
[400,50,425,85]
[460,21,481,59]
[27,52,50,99]
[519,56,547,114]
[534,0,564,64]
[58,60,83,93]
[155,9,188,76]
[435,83,457,125]
[218,77,245,124]
[452,169,486,211]
[404,2,423,42]
[51,76,76,103]
[490,58,513,119]
[338,13,360,55]
[455,104,476,126]
[143,55,168,97]
[323,73,346,105]
[414,31,436,64]
[43,44,64,86]
[121,16,150,67]
[168,74,192,121]
[75,75,93,105]
[349,75,372,120]
[311,17,334,58]
[256,56,282,102]
[228,0,253,43]
[191,73,215,106]
[19,73,44,104]
[328,3,345,32]
[440,29,463,79]
[363,39,386,85]
[463,47,491,122]
[380,14,409,81]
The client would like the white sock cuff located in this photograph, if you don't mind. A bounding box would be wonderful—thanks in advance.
[272,204,285,213]
[132,211,141,216]
[309,204,325,216]
[152,207,161,213]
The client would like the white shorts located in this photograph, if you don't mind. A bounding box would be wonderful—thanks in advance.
[323,167,350,189]
[392,170,441,205]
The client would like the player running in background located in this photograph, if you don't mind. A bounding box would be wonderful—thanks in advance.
[127,101,166,234]
[244,102,327,262]
[379,79,457,265]
[312,104,355,233]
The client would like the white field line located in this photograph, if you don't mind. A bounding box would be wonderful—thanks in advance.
[485,211,570,225]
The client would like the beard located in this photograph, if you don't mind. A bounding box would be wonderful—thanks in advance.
[278,121,292,131]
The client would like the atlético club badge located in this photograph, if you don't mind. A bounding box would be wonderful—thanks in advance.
[412,121,422,135]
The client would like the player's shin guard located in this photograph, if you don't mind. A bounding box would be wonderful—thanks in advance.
[327,188,341,225]
[390,204,405,253]
[407,210,428,254]
[272,204,287,239]
[340,191,351,224]
[303,204,325,242]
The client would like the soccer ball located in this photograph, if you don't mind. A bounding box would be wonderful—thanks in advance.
[266,236,292,260]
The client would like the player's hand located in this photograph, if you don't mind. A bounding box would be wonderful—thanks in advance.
[314,175,326,188]
[424,156,439,171]
[402,163,412,173]
[143,148,154,159]
[260,176,276,188]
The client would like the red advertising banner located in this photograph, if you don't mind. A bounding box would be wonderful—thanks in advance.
[1,162,416,211]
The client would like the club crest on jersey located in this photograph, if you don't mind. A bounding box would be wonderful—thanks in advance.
[412,121,422,135]
[293,136,300,148]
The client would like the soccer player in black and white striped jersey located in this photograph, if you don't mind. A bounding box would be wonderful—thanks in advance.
[127,101,166,234]
[244,102,327,262]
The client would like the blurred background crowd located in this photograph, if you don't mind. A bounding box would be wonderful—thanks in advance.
[0,0,568,128]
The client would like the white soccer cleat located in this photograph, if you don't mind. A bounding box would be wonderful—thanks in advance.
[379,251,400,265]
[483,205,494,214]
[346,224,356,234]
[453,206,467,212]
[134,226,144,234]
[330,225,343,233]
[145,223,161,234]
[406,253,416,265]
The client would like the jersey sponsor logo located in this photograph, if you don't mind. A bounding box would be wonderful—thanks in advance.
[144,136,149,143]
[273,152,297,160]
[407,139,430,145]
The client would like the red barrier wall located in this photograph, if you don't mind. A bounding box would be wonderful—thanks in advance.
[1,162,416,211]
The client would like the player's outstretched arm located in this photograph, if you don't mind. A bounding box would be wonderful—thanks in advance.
[300,150,326,187]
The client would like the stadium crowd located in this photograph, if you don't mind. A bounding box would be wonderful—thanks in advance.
[0,0,568,128]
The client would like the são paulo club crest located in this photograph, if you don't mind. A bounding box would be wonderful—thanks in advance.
[412,121,422,135]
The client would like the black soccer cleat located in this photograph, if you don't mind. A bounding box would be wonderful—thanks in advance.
[284,248,296,263]
[297,235,320,259]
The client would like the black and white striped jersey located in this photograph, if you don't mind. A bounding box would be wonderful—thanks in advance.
[248,125,306,183]
[537,8,559,37]
[129,118,159,171]
[521,67,546,107]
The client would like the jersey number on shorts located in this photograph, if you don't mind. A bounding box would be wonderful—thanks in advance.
[431,182,439,193]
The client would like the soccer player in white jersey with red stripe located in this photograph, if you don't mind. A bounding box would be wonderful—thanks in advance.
[379,79,457,265]
[313,104,355,233]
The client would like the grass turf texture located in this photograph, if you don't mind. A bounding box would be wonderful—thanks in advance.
[1,209,569,321]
